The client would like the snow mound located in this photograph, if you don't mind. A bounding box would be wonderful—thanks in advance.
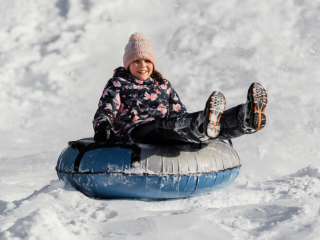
[0,208,76,240]
[289,165,320,178]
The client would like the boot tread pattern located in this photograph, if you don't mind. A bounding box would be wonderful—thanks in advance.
[252,83,268,131]
[206,92,226,138]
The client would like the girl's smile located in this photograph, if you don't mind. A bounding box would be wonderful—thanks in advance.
[129,59,154,80]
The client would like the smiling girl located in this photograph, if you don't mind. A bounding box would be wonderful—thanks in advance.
[93,33,267,145]
[129,59,153,81]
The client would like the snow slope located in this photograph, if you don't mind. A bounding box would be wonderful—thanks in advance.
[1,0,320,239]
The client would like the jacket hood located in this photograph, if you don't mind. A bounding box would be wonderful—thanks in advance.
[113,67,155,85]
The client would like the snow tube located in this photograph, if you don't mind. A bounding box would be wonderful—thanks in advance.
[56,138,241,199]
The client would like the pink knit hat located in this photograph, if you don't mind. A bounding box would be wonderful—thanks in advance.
[123,33,156,70]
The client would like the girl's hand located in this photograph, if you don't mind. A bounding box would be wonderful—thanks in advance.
[94,123,117,143]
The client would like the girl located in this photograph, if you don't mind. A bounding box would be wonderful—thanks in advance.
[93,33,267,145]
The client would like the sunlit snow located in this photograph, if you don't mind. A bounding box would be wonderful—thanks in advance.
[1,0,320,239]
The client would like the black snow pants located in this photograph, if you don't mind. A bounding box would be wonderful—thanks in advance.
[130,104,247,145]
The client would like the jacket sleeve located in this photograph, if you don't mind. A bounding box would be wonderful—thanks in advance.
[92,78,122,131]
[167,80,188,116]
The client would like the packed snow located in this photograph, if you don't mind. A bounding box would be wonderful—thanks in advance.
[1,0,320,239]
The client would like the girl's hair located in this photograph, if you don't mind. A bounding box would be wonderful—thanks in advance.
[151,69,164,83]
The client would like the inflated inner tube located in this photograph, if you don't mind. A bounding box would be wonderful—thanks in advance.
[56,138,241,199]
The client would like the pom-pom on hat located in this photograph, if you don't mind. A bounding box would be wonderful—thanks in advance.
[123,33,156,70]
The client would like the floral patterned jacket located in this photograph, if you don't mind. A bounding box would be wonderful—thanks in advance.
[93,67,187,139]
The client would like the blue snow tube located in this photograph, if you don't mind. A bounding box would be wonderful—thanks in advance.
[56,138,241,199]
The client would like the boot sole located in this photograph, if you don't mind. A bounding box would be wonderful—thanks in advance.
[205,92,226,138]
[251,83,268,131]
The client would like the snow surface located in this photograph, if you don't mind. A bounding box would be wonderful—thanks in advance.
[1,0,320,239]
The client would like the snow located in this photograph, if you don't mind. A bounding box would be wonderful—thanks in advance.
[1,0,320,239]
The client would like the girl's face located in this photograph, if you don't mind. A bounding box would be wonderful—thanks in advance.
[129,59,153,80]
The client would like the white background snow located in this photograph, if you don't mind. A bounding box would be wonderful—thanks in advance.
[1,0,320,239]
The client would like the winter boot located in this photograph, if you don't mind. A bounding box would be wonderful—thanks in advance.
[202,91,226,138]
[241,82,268,132]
